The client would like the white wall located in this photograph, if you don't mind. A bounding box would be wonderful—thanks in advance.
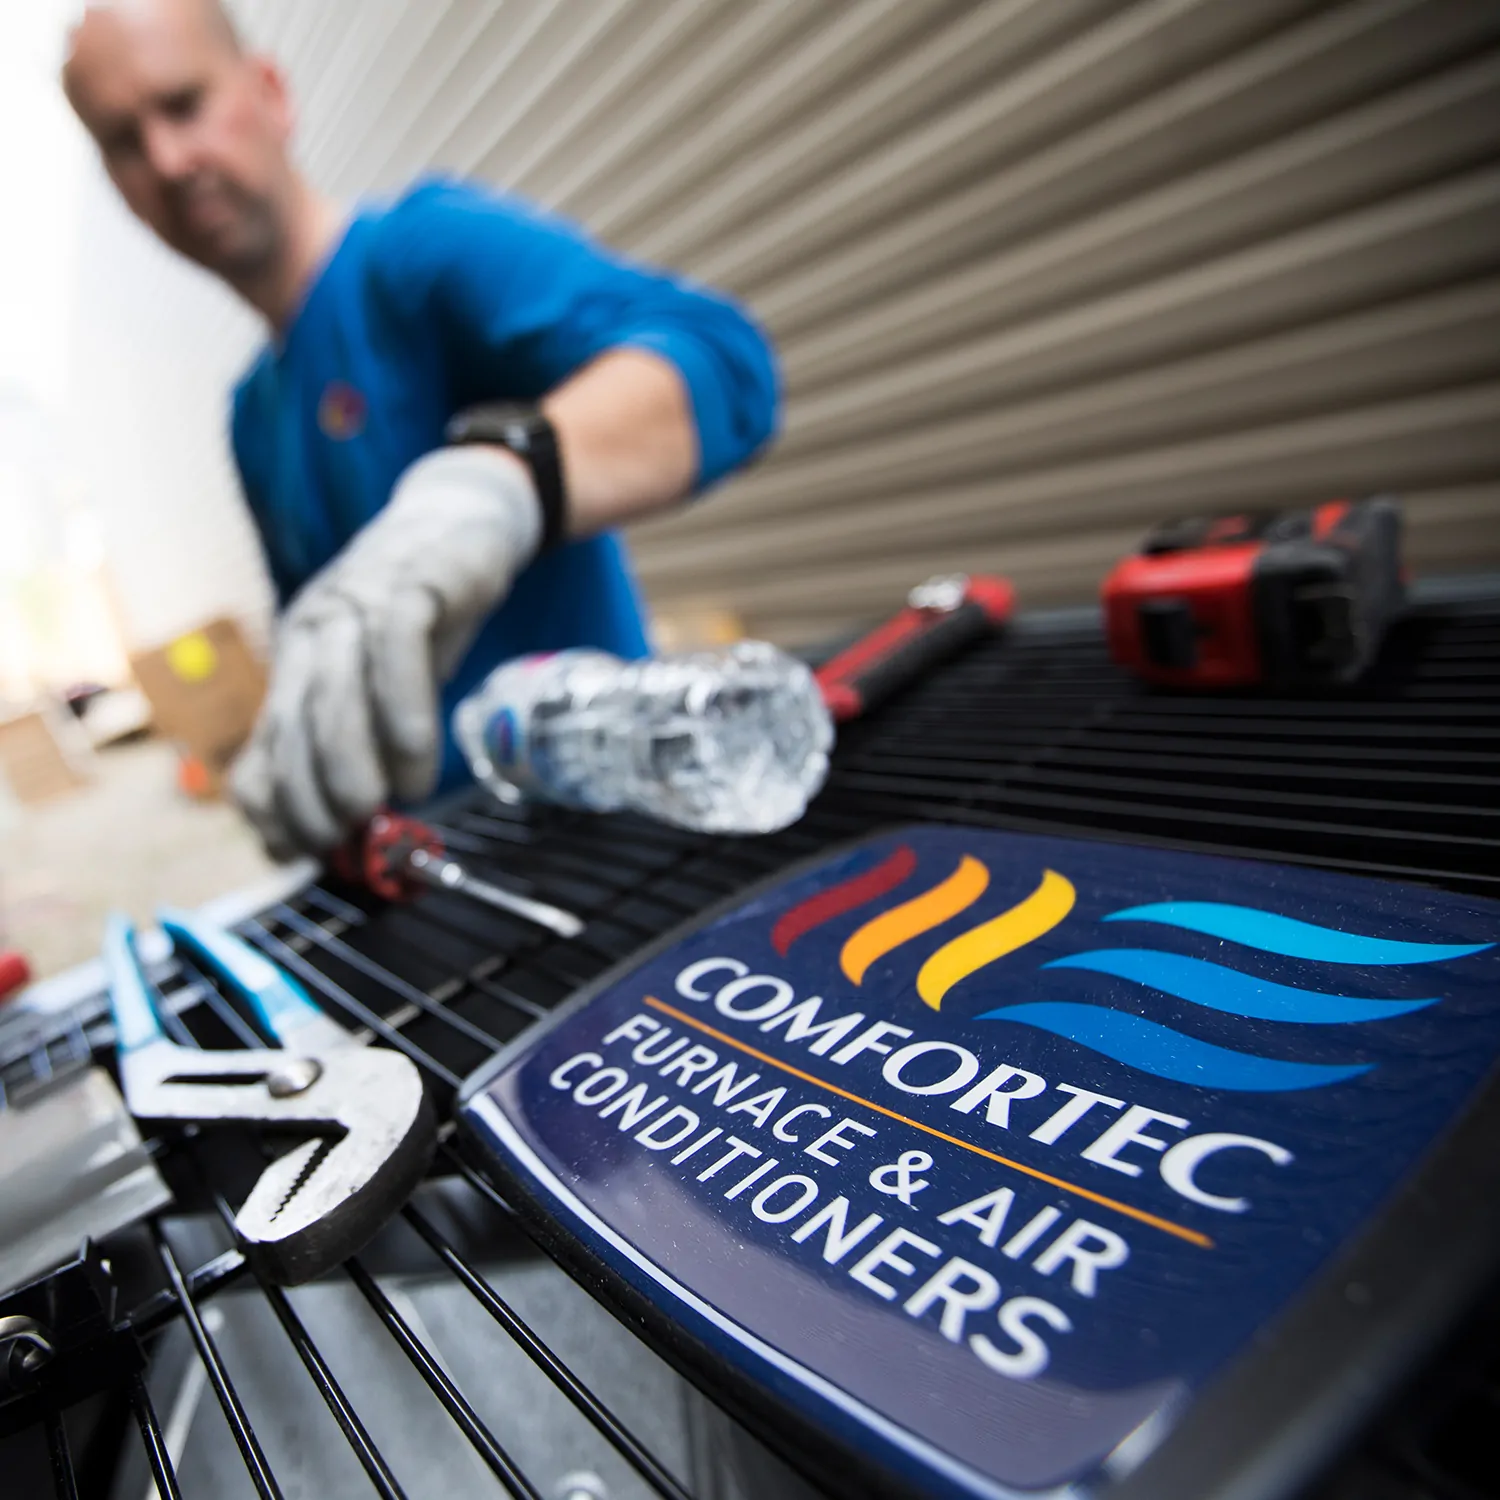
[64,160,272,652]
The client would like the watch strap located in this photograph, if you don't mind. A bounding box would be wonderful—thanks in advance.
[445,404,568,552]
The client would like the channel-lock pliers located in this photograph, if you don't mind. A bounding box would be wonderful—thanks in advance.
[103,908,436,1285]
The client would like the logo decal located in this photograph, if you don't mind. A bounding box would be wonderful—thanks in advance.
[770,843,915,956]
[976,1003,1375,1093]
[980,899,1487,1092]
[766,844,1493,1092]
[1041,949,1439,1023]
[459,825,1500,1498]
[1100,900,1492,964]
[317,380,367,440]
[841,854,989,987]
[773,844,1076,1005]
[917,869,1076,1011]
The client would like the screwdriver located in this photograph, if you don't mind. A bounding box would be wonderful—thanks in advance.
[333,811,584,939]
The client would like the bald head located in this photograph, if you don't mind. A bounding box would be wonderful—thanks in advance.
[64,0,299,289]
[67,0,243,69]
[181,0,245,55]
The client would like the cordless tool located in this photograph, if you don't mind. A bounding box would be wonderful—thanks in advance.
[1102,496,1404,688]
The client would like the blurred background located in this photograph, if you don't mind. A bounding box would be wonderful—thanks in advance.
[2,0,1498,979]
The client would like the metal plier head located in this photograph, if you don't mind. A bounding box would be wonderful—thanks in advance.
[103,910,435,1285]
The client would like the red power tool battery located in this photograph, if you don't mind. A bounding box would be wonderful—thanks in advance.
[1102,496,1404,688]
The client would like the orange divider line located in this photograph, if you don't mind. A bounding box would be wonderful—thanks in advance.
[642,995,1213,1250]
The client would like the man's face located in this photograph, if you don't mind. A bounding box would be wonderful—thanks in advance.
[65,0,293,281]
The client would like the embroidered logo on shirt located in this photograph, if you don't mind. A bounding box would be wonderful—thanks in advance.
[318,381,367,440]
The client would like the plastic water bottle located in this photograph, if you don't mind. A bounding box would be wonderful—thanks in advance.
[452,642,834,835]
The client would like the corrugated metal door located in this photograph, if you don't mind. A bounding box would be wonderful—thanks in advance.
[77,0,1500,647]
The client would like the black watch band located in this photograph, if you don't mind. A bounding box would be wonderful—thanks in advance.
[445,404,568,552]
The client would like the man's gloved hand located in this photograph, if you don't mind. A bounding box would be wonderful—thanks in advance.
[230,445,542,860]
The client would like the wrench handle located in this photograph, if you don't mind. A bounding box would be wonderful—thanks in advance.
[815,575,1014,722]
[158,907,326,1044]
[103,913,167,1054]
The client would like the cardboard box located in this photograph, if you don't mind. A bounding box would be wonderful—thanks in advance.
[651,602,746,651]
[130,618,266,784]
[0,707,92,805]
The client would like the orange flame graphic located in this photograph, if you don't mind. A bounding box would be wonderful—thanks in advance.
[839,857,988,985]
[917,870,1076,1010]
[837,859,1076,1007]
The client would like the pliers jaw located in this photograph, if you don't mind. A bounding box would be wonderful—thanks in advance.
[233,1053,436,1286]
[119,1041,436,1285]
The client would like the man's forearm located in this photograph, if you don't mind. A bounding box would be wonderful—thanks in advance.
[541,347,698,538]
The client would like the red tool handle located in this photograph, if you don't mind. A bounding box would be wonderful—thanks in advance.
[331,810,444,902]
[0,950,31,1006]
[815,575,1014,723]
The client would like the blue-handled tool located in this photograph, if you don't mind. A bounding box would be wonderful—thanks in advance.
[104,911,435,1285]
[156,907,353,1056]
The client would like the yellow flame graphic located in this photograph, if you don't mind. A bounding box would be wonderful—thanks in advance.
[917,870,1077,1010]
[840,856,989,985]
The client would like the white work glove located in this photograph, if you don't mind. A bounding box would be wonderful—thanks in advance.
[230,445,542,860]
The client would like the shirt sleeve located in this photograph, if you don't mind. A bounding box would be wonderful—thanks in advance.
[372,178,780,490]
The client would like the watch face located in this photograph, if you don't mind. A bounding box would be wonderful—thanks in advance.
[485,407,542,452]
[450,405,545,451]
[460,826,1500,1499]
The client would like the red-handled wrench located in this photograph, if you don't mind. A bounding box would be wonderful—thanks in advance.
[815,573,1014,722]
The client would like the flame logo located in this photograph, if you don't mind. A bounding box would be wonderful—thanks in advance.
[841,856,990,988]
[916,871,1077,1010]
[769,846,1495,1093]
[774,846,1075,1007]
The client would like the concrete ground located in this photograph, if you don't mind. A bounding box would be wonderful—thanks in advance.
[0,735,279,980]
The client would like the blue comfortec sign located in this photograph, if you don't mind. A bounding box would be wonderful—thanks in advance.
[459,827,1500,1497]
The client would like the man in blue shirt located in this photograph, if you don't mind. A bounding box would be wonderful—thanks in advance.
[64,0,779,860]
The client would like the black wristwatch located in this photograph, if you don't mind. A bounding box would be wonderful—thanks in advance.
[445,403,568,552]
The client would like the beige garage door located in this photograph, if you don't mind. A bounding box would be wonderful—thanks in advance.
[264,0,1500,643]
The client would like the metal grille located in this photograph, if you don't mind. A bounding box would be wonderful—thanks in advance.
[3,585,1498,1499]
[821,588,1500,897]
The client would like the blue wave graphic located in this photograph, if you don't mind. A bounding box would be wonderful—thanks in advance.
[979,1002,1373,1092]
[1103,902,1492,966]
[1043,949,1440,1024]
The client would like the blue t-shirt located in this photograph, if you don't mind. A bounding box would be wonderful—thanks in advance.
[231,176,779,791]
